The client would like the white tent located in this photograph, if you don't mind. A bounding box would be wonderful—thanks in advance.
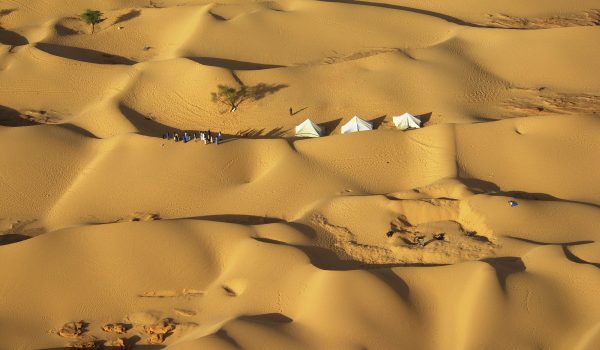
[393,113,421,130]
[295,119,323,138]
[341,116,373,134]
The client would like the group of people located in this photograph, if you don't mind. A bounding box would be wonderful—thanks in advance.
[163,130,223,145]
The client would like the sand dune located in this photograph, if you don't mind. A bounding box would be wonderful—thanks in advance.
[0,0,599,349]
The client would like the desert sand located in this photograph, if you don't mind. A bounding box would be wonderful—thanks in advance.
[0,0,600,349]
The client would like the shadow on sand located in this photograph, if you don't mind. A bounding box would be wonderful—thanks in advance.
[244,83,289,101]
[319,118,342,135]
[189,56,286,70]
[316,0,493,28]
[233,127,289,139]
[0,105,98,138]
[416,112,432,125]
[502,237,599,269]
[291,106,308,116]
[118,103,188,138]
[481,256,526,292]
[0,233,31,246]
[40,335,159,349]
[117,105,292,143]
[0,105,38,126]
[54,23,80,36]
[190,214,287,225]
[240,312,294,324]
[0,27,28,50]
[458,177,600,209]
[114,9,142,25]
[369,115,387,129]
[35,43,137,65]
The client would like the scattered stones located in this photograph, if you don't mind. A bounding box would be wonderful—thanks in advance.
[223,285,236,296]
[144,318,176,344]
[105,337,126,348]
[69,338,101,349]
[503,88,600,117]
[53,315,197,347]
[139,290,178,298]
[125,311,161,326]
[147,333,167,344]
[58,321,85,338]
[101,323,129,334]
[414,235,425,247]
[140,288,205,298]
[483,10,600,29]
[22,109,62,124]
[176,322,199,332]
[433,233,446,241]
[182,288,205,296]
[221,279,247,297]
[174,308,196,317]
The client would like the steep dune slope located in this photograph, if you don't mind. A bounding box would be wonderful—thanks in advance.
[456,115,600,205]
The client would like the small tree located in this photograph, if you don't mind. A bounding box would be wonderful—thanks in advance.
[211,84,248,112]
[80,9,103,34]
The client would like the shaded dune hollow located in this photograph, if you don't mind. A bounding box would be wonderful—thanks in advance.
[186,57,286,70]
[0,0,599,349]
[34,43,138,65]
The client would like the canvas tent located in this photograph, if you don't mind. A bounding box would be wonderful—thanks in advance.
[393,113,421,130]
[295,119,323,138]
[341,116,373,134]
